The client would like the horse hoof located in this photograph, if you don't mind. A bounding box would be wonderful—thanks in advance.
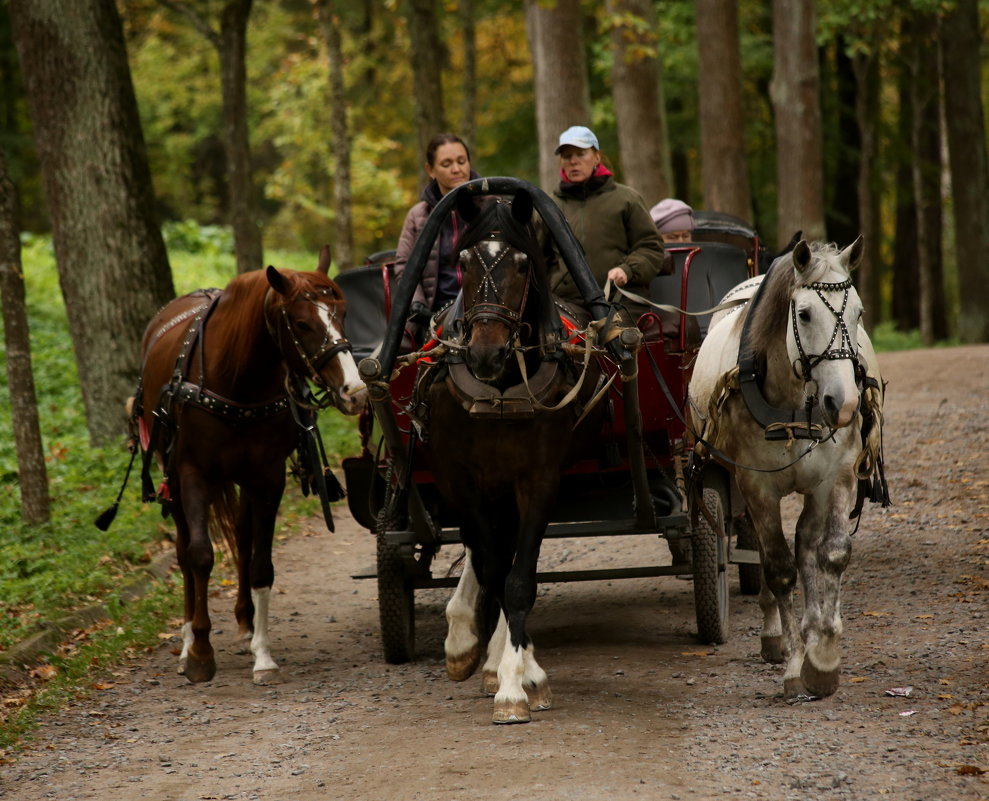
[761,636,785,664]
[253,668,281,686]
[526,680,552,712]
[446,646,481,682]
[801,660,839,698]
[481,670,499,696]
[492,699,531,724]
[183,658,216,684]
[783,677,815,701]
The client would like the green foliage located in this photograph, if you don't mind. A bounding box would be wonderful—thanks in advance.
[870,321,960,351]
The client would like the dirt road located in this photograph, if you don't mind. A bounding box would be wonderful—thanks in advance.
[2,346,988,801]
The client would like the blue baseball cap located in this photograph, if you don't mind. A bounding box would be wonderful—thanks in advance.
[554,125,600,154]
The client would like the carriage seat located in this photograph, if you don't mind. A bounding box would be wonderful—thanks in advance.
[648,241,751,346]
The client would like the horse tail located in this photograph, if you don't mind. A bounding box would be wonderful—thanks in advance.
[208,483,241,565]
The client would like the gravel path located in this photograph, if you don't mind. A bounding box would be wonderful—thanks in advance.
[2,345,987,801]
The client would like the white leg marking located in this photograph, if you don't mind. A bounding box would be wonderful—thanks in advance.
[445,551,480,661]
[494,640,529,709]
[250,587,279,674]
[178,621,193,674]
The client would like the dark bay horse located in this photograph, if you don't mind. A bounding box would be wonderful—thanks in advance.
[134,248,366,684]
[420,191,607,723]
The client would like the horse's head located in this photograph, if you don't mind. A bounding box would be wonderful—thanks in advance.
[785,236,865,429]
[456,190,541,383]
[264,246,367,414]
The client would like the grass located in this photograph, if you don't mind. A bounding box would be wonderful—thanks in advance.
[0,228,363,753]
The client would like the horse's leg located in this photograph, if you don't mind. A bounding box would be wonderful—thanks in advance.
[742,484,804,698]
[172,472,216,683]
[796,479,854,698]
[492,483,554,724]
[757,576,785,664]
[240,484,283,685]
[234,496,255,644]
[445,548,483,681]
[480,607,507,696]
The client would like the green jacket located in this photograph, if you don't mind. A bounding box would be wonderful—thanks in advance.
[549,175,667,301]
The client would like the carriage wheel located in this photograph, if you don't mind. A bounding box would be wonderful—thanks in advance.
[733,510,762,596]
[693,487,729,644]
[375,505,416,664]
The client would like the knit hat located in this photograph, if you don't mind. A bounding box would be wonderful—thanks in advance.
[554,125,600,154]
[650,198,694,233]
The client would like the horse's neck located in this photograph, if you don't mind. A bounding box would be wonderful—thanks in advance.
[203,300,286,400]
[760,341,805,409]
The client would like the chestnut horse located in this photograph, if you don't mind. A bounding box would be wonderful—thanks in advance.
[420,191,606,723]
[134,249,366,684]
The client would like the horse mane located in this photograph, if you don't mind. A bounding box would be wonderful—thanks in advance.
[213,267,337,383]
[745,242,847,360]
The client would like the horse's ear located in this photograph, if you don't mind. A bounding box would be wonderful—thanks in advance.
[839,235,865,271]
[316,244,332,274]
[267,265,291,296]
[511,189,533,225]
[792,240,812,273]
[456,188,481,223]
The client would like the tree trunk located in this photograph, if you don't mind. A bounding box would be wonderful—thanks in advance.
[852,50,882,330]
[891,16,919,332]
[769,0,825,247]
[941,0,989,343]
[460,0,477,150]
[695,0,751,221]
[219,0,262,273]
[407,0,447,175]
[607,0,669,204]
[826,41,861,249]
[157,0,263,273]
[525,0,591,193]
[10,0,176,446]
[0,146,50,524]
[315,0,355,270]
[910,12,946,345]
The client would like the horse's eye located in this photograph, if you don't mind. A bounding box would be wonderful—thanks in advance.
[797,308,811,323]
[295,320,315,334]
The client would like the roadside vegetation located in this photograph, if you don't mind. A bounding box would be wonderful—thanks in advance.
[0,227,361,752]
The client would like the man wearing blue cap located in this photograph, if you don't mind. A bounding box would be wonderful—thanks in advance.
[549,125,667,304]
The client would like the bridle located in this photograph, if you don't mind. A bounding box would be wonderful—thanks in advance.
[265,285,354,409]
[790,277,862,383]
[462,234,533,344]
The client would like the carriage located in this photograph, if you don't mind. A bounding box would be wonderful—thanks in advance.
[337,177,765,666]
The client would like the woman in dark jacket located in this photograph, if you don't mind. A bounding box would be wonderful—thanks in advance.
[549,125,667,307]
[393,133,479,334]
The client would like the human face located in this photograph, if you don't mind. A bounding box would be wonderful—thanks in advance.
[426,143,470,195]
[661,230,693,243]
[558,145,601,184]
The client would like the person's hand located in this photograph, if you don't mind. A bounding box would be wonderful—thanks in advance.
[408,301,432,325]
[607,267,628,287]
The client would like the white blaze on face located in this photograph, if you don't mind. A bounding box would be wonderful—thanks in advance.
[315,301,363,395]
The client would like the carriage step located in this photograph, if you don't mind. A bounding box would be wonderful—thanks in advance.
[730,548,761,565]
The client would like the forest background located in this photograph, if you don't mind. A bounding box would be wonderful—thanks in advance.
[2,0,988,510]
